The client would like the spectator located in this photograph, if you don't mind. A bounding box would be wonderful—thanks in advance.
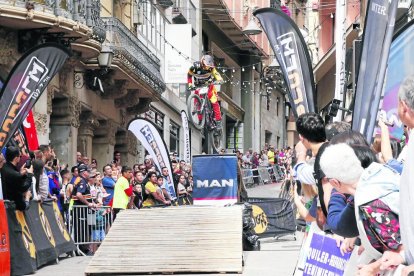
[75,152,83,166]
[90,158,98,170]
[260,150,269,167]
[112,166,134,220]
[70,166,79,184]
[1,146,33,210]
[82,156,90,168]
[132,182,143,209]
[177,175,189,197]
[161,167,173,200]
[267,146,276,166]
[143,172,171,207]
[113,151,121,166]
[320,143,401,274]
[59,169,71,222]
[111,162,119,181]
[102,164,115,206]
[380,75,414,272]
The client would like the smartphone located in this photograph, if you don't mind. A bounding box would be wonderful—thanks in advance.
[53,159,57,166]
[25,159,31,168]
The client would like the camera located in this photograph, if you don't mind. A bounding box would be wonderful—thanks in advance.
[25,159,31,168]
[53,159,58,166]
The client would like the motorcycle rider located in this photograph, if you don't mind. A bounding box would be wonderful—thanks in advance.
[187,54,223,131]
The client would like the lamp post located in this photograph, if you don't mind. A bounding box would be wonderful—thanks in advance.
[85,46,114,93]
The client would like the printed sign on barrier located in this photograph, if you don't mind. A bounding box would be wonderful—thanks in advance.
[303,233,351,276]
[192,154,238,206]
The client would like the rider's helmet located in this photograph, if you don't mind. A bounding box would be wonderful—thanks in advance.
[200,55,215,70]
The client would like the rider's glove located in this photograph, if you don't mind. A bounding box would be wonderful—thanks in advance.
[188,83,194,90]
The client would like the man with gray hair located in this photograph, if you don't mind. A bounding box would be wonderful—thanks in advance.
[381,75,414,273]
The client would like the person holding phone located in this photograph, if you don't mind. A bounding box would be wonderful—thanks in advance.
[1,146,33,211]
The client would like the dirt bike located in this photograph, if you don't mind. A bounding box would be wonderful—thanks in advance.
[187,83,222,153]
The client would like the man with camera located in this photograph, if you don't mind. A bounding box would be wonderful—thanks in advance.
[1,146,33,211]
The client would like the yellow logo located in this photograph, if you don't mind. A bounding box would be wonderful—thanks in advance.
[38,203,56,247]
[52,202,71,241]
[15,211,36,259]
[252,205,268,234]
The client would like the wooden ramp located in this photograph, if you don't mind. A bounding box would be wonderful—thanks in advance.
[85,205,243,275]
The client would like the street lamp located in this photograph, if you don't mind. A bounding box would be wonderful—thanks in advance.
[97,46,114,69]
[242,17,262,35]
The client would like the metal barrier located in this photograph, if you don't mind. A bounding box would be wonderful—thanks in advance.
[241,165,286,188]
[68,205,113,255]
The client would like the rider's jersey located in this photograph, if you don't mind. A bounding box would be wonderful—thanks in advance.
[187,62,222,86]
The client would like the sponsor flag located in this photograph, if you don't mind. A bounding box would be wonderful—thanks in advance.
[0,200,10,276]
[378,20,414,140]
[192,154,238,206]
[181,110,191,164]
[0,43,70,151]
[23,111,39,151]
[128,118,177,199]
[334,0,347,121]
[253,8,316,118]
[351,0,398,143]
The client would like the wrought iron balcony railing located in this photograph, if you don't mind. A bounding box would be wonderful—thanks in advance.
[0,0,106,43]
[102,17,166,94]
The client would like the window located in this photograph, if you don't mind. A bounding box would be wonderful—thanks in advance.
[144,107,164,136]
[170,121,180,154]
[276,97,280,116]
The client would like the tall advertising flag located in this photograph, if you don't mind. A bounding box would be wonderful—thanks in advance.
[351,0,398,143]
[254,8,316,118]
[0,43,70,151]
[334,0,347,121]
[181,110,191,164]
[128,118,177,199]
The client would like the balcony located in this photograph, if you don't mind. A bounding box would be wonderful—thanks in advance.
[158,0,174,8]
[0,0,105,57]
[101,17,166,94]
[172,6,188,24]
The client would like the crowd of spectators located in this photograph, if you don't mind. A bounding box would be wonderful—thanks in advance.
[291,75,414,275]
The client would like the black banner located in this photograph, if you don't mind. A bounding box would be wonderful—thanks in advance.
[0,43,70,151]
[24,201,57,268]
[42,200,76,255]
[351,0,398,143]
[247,197,296,238]
[4,201,37,275]
[253,8,316,118]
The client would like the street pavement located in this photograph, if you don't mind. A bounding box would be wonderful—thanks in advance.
[35,182,303,276]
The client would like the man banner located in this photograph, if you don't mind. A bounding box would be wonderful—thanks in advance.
[253,8,316,118]
[181,110,191,164]
[192,154,238,206]
[351,0,398,143]
[0,43,70,151]
[128,118,177,199]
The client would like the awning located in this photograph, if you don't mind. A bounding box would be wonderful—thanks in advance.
[202,0,268,58]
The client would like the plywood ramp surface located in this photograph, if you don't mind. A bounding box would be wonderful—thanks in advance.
[85,205,243,275]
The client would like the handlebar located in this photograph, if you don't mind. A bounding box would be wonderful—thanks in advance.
[188,82,222,91]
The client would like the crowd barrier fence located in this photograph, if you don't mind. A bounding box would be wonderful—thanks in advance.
[4,199,76,276]
[68,205,113,256]
[241,165,285,187]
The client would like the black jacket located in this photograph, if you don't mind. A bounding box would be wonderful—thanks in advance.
[1,162,32,210]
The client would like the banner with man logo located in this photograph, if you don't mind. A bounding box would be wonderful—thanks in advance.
[181,110,191,164]
[128,118,177,199]
[247,197,296,237]
[0,43,70,152]
[253,8,316,118]
[192,154,238,206]
[351,0,398,143]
